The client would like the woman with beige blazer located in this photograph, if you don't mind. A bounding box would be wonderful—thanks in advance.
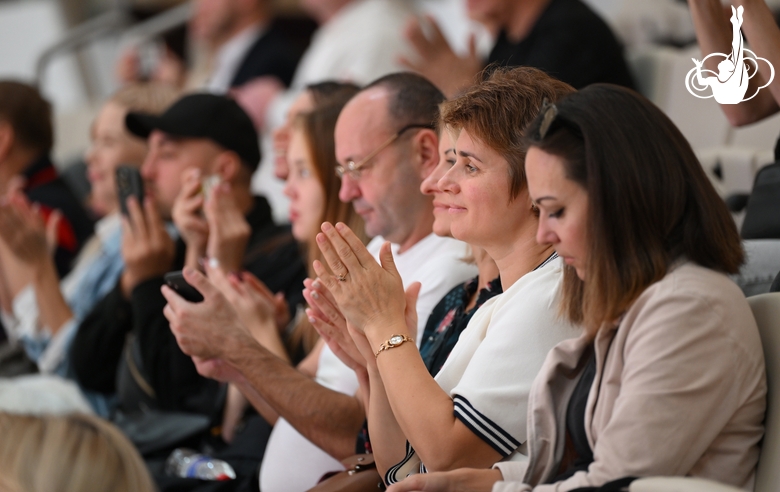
[387,85,767,492]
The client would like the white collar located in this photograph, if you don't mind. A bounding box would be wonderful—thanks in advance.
[206,23,266,93]
[95,212,122,243]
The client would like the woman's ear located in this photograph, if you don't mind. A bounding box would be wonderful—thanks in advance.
[415,129,439,180]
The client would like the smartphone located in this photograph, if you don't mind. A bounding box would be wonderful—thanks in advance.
[164,271,204,303]
[201,175,221,202]
[116,166,144,216]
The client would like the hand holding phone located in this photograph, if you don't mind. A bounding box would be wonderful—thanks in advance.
[116,166,144,216]
[164,270,204,303]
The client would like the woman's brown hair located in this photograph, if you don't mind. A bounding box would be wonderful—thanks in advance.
[285,102,368,357]
[524,84,744,332]
[439,66,575,200]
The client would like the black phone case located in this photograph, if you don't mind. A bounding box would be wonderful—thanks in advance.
[116,166,144,216]
[164,271,204,303]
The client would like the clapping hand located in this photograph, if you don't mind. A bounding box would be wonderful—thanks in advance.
[312,222,421,352]
[0,187,57,266]
[304,277,370,370]
[207,265,290,358]
[398,15,483,97]
[204,182,250,275]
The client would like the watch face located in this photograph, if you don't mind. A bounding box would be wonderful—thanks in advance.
[389,335,404,346]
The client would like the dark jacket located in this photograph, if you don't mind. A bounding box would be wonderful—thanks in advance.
[488,0,635,90]
[229,19,304,89]
[71,196,306,413]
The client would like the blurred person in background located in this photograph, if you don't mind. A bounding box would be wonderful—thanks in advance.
[239,0,416,132]
[0,412,155,492]
[0,81,93,281]
[271,81,362,180]
[70,94,306,421]
[399,0,634,97]
[0,85,177,411]
[118,0,303,103]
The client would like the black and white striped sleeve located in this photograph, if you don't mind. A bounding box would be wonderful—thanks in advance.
[454,394,521,456]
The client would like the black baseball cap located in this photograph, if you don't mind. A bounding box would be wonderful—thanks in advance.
[125,93,260,171]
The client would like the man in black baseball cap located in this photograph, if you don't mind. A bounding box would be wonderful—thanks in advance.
[125,92,260,171]
[71,93,306,461]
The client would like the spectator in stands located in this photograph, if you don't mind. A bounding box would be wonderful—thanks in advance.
[157,84,364,492]
[399,0,634,96]
[238,0,415,131]
[303,104,501,460]
[0,85,177,402]
[388,84,766,492]
[0,412,155,492]
[309,67,578,481]
[163,72,477,491]
[307,120,502,383]
[0,81,93,279]
[118,0,303,109]
[690,0,780,128]
[272,81,362,180]
[70,93,306,418]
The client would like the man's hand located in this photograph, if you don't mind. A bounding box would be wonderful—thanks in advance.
[120,196,176,297]
[398,15,483,97]
[162,266,257,363]
[204,182,250,274]
[172,169,209,269]
[192,356,247,385]
[116,47,142,85]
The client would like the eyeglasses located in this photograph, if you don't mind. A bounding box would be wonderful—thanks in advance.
[335,123,435,180]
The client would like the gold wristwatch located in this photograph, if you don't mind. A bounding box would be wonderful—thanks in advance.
[374,334,415,359]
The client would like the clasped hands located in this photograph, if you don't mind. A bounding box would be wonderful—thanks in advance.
[305,222,420,370]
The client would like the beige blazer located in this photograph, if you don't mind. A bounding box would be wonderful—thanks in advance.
[493,262,766,492]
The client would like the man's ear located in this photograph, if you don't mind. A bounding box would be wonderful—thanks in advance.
[414,129,439,180]
[212,151,242,182]
[0,122,15,163]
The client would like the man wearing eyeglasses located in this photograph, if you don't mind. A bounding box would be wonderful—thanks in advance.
[257,72,477,491]
[165,73,476,491]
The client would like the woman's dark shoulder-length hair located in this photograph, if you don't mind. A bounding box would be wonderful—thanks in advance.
[524,84,744,331]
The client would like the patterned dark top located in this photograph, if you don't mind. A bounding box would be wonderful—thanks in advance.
[420,276,503,376]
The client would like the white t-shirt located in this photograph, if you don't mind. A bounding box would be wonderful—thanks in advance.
[260,234,476,492]
[385,256,580,483]
[262,0,415,137]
